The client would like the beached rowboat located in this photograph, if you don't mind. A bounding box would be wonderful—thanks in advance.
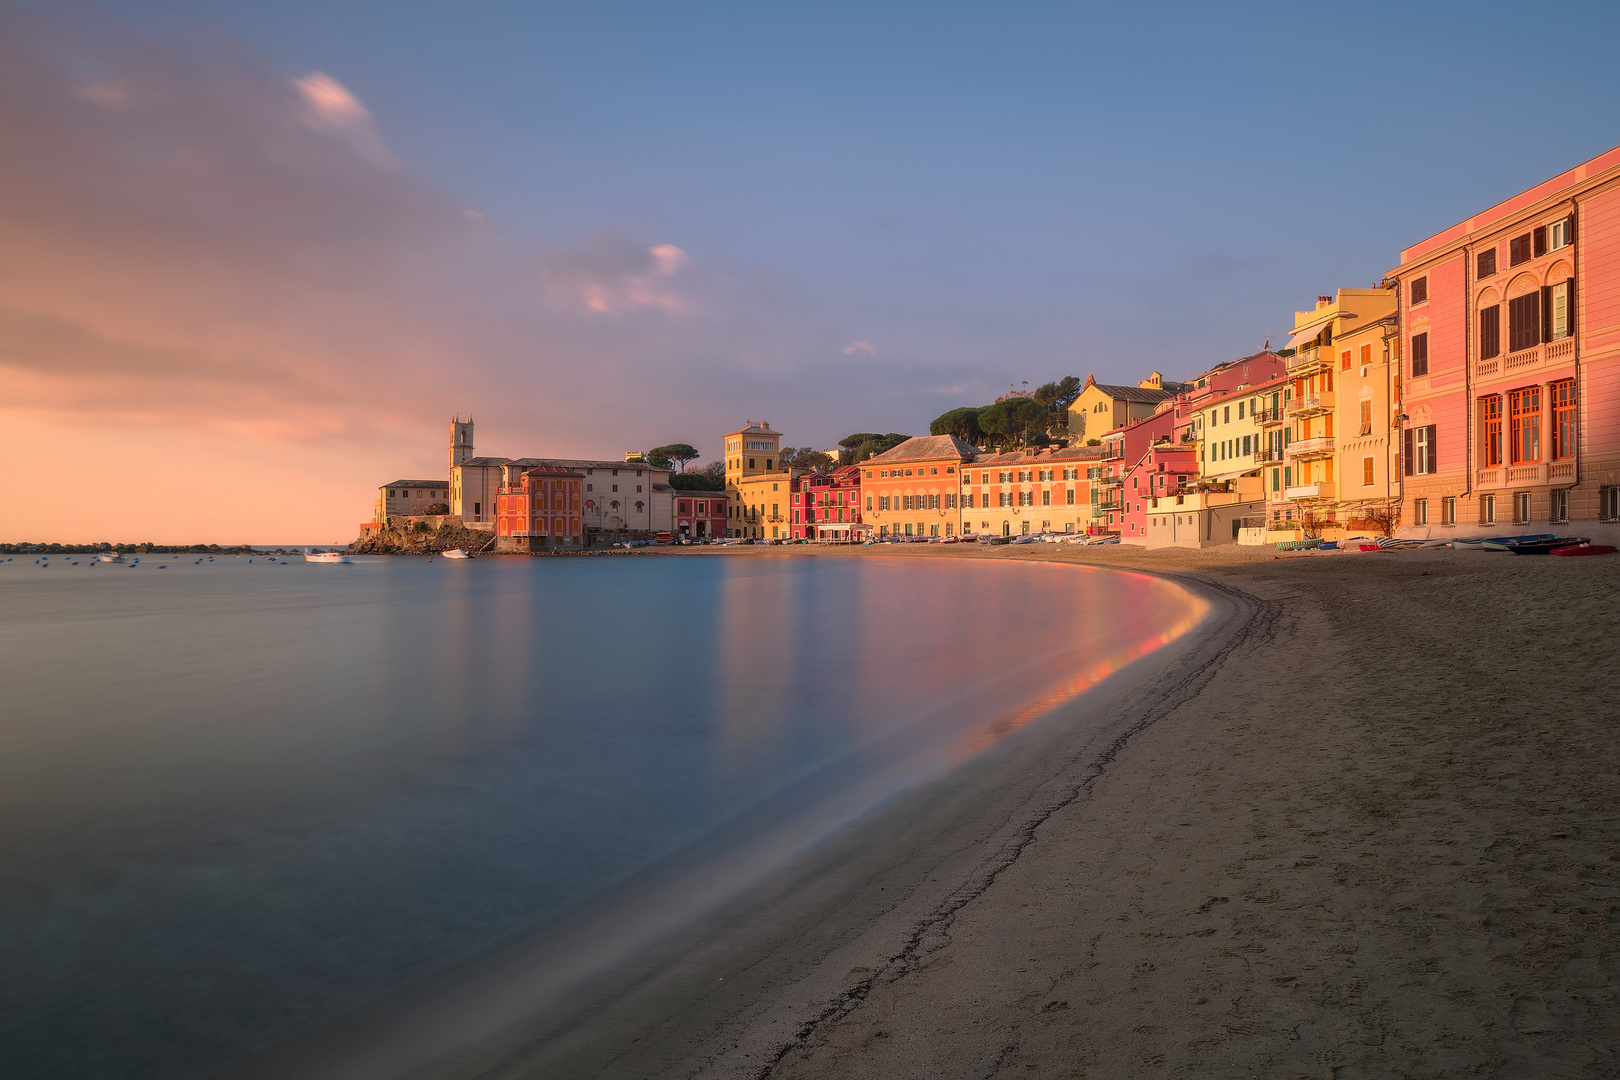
[1550,543,1618,556]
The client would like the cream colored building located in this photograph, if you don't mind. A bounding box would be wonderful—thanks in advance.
[959,445,1103,537]
[1066,372,1189,443]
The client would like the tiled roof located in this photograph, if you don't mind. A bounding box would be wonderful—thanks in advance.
[1090,383,1182,404]
[969,445,1104,465]
[382,480,449,489]
[865,434,979,464]
[456,456,513,467]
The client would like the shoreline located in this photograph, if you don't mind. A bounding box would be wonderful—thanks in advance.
[485,542,1620,1078]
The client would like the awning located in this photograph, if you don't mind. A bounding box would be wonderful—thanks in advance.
[1286,323,1327,350]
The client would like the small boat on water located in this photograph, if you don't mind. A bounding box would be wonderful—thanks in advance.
[96,554,124,563]
[441,549,473,559]
[304,551,352,564]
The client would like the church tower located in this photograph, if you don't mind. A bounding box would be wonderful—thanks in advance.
[450,416,474,474]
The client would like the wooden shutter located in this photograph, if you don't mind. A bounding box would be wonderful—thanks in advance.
[1534,225,1548,257]
[1403,428,1414,476]
[1542,285,1553,343]
[1567,277,1576,337]
[1425,425,1438,474]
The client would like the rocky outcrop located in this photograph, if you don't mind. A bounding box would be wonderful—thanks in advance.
[347,516,496,556]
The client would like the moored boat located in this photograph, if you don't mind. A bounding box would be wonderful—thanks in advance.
[304,551,352,564]
[96,554,125,563]
[441,549,473,559]
[1551,543,1618,556]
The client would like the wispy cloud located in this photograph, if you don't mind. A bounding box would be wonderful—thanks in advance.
[0,11,983,540]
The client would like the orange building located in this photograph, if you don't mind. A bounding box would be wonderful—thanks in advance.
[859,435,977,538]
[494,465,584,550]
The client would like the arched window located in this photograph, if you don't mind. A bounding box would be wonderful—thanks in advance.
[610,500,620,510]
[635,501,644,512]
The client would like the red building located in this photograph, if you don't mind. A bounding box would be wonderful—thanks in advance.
[495,465,584,550]
[791,464,863,540]
[674,491,727,539]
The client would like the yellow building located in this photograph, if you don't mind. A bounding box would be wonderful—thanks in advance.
[724,420,791,539]
[1280,288,1400,536]
[959,445,1103,537]
[1066,372,1189,443]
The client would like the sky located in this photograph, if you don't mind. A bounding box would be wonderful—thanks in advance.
[6,0,1620,542]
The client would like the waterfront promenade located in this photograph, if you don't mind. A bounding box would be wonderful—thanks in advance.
[499,542,1620,1079]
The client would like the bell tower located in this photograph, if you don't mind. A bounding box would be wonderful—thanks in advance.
[450,416,474,474]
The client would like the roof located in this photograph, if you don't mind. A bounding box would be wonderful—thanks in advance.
[1089,381,1182,404]
[725,422,780,437]
[864,434,979,464]
[520,465,584,477]
[460,456,669,474]
[456,457,512,468]
[381,480,449,489]
[969,445,1104,465]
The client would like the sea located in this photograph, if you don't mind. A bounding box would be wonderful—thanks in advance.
[0,550,1201,1078]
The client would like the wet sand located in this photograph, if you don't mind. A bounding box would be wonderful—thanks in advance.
[478,543,1620,1079]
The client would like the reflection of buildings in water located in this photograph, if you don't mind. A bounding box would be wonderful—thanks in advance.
[716,560,796,759]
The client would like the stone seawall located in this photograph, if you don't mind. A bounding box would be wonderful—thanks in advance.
[348,517,497,556]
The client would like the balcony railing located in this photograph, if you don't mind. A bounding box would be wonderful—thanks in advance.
[1285,482,1335,501]
[1255,407,1285,426]
[1286,393,1333,416]
[1099,474,1124,487]
[1476,460,1576,489]
[1287,436,1335,459]
[1251,448,1285,464]
[1287,345,1331,373]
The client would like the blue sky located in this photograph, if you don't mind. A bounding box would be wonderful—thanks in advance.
[8,1,1620,538]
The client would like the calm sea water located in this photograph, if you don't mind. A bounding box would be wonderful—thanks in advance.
[0,551,1199,1079]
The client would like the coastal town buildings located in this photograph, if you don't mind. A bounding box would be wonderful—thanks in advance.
[724,421,791,539]
[674,491,727,539]
[960,445,1102,537]
[1066,372,1189,443]
[1389,144,1620,539]
[374,480,450,522]
[494,466,584,550]
[791,465,864,541]
[861,435,977,538]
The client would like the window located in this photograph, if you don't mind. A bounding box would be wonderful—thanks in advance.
[1480,494,1496,525]
[1360,343,1372,367]
[1477,247,1497,279]
[1508,292,1540,352]
[1041,489,1051,505]
[1410,332,1429,377]
[1413,498,1428,526]
[1223,406,1230,424]
[1551,489,1569,523]
[1600,487,1620,523]
[1272,468,1280,492]
[1482,395,1503,467]
[1510,386,1542,463]
[945,493,957,509]
[1363,456,1374,486]
[1441,496,1457,525]
[1360,399,1372,435]
[1547,280,1571,340]
[1551,379,1576,460]
[1533,225,1548,258]
[1403,425,1437,475]
[1514,491,1532,524]
[1018,491,1033,506]
[1066,487,1076,505]
[878,496,890,511]
[1510,233,1532,266]
[1550,217,1572,250]
[1410,277,1428,305]
[1479,305,1501,360]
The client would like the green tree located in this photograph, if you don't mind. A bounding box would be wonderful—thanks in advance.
[978,398,1046,448]
[780,447,836,472]
[836,432,909,465]
[670,472,724,491]
[650,443,700,472]
[929,406,986,443]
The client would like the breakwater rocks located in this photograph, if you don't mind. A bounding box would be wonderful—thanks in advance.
[2,542,264,556]
[347,517,496,556]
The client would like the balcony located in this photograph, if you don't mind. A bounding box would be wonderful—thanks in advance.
[1476,461,1576,489]
[1099,474,1124,487]
[1286,392,1334,417]
[1255,407,1285,427]
[1287,345,1331,374]
[1285,482,1335,501]
[1287,436,1335,460]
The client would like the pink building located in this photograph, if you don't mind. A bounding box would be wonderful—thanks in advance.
[791,465,862,540]
[1390,144,1620,537]
[1117,443,1197,540]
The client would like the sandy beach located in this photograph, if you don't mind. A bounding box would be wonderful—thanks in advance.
[465,542,1620,1080]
